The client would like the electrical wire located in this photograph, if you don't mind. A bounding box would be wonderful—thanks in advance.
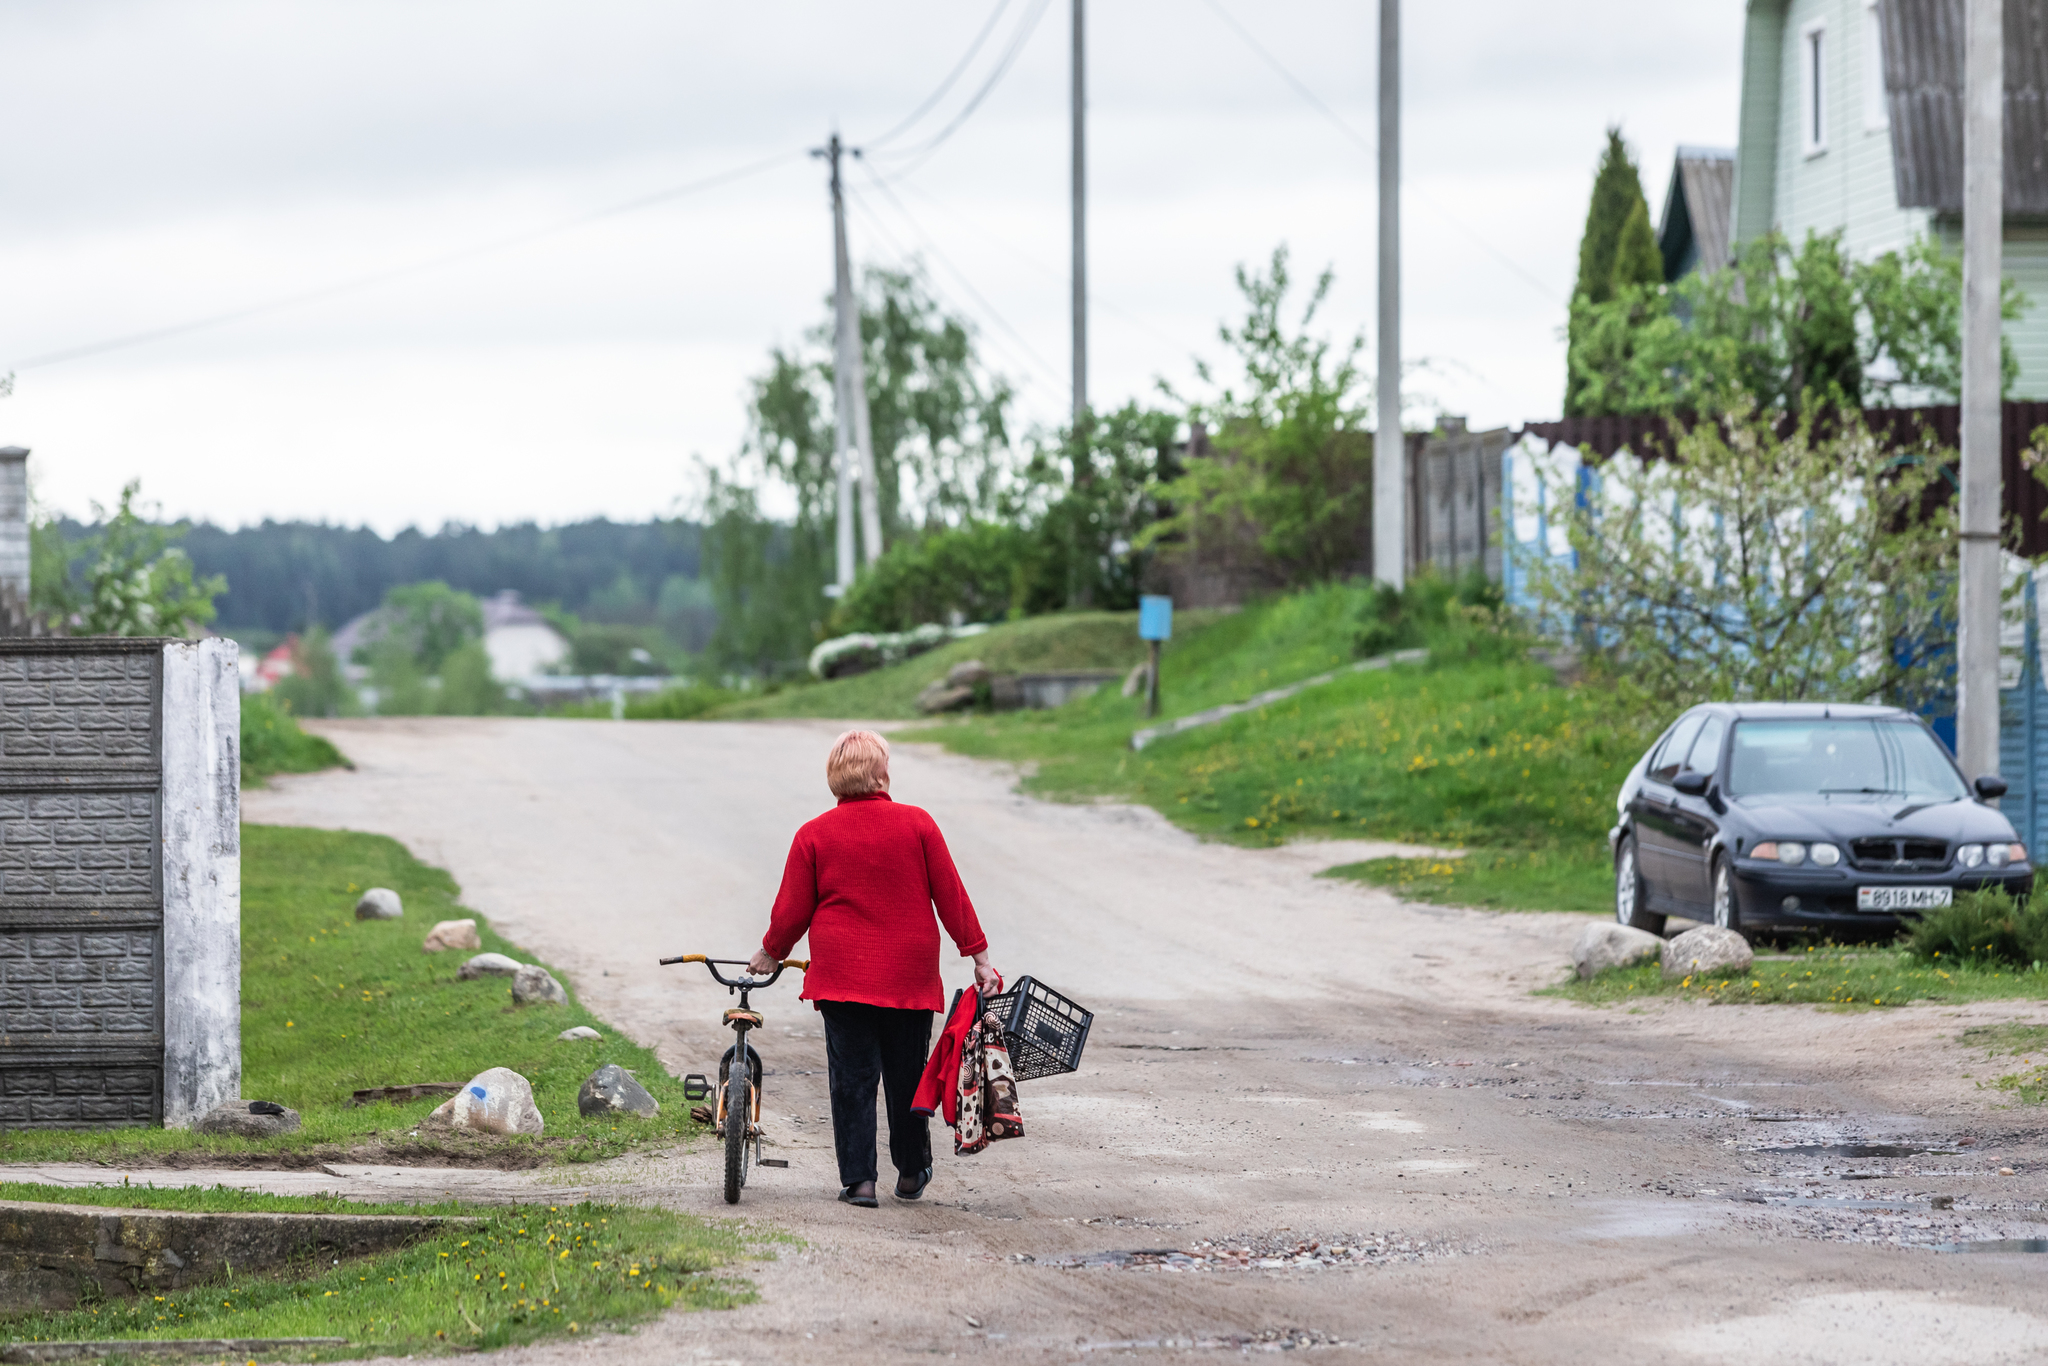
[5,147,807,374]
[867,0,1054,177]
[848,168,1063,389]
[1194,0,1562,306]
[864,0,1016,150]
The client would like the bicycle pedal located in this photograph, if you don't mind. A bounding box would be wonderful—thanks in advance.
[757,1158,789,1168]
[682,1074,712,1101]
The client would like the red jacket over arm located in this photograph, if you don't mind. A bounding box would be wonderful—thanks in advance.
[762,792,987,1013]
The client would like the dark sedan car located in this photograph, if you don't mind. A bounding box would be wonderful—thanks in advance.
[1609,702,2033,937]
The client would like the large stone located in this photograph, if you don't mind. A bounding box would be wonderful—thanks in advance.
[355,888,403,920]
[577,1063,660,1119]
[193,1099,302,1138]
[557,1026,603,1042]
[423,1067,544,1135]
[421,918,481,953]
[511,964,567,1006]
[915,680,976,714]
[946,659,993,688]
[1661,925,1755,979]
[457,952,523,980]
[1572,923,1666,980]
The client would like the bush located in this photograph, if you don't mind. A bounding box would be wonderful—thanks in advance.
[626,683,738,719]
[831,522,1034,633]
[1354,566,1520,664]
[240,692,346,786]
[1905,887,2048,967]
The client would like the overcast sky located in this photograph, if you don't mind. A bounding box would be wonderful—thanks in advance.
[0,1,1745,533]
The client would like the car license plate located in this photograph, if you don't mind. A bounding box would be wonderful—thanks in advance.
[1857,886,1954,912]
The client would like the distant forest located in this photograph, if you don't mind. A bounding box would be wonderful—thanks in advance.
[129,518,711,644]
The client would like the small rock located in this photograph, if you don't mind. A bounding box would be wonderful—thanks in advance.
[558,1026,602,1042]
[511,963,567,1006]
[915,680,977,714]
[1572,923,1665,980]
[945,659,993,688]
[354,888,403,920]
[1660,925,1754,979]
[423,1067,544,1135]
[457,952,523,980]
[194,1099,302,1137]
[577,1063,660,1118]
[422,918,482,953]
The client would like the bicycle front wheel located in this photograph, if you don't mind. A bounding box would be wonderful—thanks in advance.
[723,1042,751,1204]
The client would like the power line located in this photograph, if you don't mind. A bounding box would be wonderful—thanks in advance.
[5,147,807,374]
[848,168,1063,389]
[1194,0,1562,306]
[867,0,1054,177]
[864,0,1016,150]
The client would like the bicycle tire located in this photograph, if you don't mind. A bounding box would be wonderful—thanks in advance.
[723,1037,751,1204]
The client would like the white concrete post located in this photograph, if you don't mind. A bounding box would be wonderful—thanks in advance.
[159,638,241,1126]
[1957,0,2004,783]
[0,447,28,612]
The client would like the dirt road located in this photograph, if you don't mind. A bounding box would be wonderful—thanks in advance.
[239,717,2048,1365]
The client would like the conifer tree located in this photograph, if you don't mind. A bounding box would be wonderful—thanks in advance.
[1610,199,1665,295]
[1565,128,1660,414]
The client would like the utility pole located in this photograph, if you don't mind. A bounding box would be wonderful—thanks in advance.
[812,134,886,591]
[1071,0,1088,429]
[1958,0,2003,781]
[1373,0,1404,588]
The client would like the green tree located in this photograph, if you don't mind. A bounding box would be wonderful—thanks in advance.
[353,582,505,715]
[1521,409,1956,708]
[271,628,358,718]
[1141,247,1373,587]
[1564,129,1660,416]
[34,481,226,637]
[1568,230,2024,417]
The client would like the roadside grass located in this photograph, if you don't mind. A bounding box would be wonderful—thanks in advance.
[1961,1022,2048,1104]
[0,1198,759,1359]
[549,683,738,720]
[0,826,704,1166]
[1545,947,2048,1009]
[905,586,1652,916]
[241,694,348,787]
[1321,846,1614,914]
[705,611,1159,721]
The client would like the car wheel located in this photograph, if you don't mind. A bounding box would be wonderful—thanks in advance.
[1711,858,1742,936]
[1616,838,1665,935]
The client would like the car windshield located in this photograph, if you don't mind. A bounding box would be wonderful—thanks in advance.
[1726,719,1968,801]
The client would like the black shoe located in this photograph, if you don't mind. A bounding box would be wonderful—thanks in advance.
[894,1165,933,1201]
[838,1183,879,1208]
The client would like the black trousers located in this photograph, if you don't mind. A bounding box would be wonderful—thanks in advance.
[818,1000,933,1187]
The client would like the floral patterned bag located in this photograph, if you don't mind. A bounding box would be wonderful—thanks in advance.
[952,992,1024,1155]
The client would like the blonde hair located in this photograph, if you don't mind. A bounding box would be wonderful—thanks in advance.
[826,729,891,797]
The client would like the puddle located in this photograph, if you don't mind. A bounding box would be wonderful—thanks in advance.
[1934,1239,2048,1253]
[1753,1143,1955,1159]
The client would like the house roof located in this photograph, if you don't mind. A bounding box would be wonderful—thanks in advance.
[1883,0,2048,215]
[1658,146,1736,279]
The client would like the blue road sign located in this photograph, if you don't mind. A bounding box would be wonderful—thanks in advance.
[1138,596,1173,641]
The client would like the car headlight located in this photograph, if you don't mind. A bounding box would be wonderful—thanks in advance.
[1775,842,1807,866]
[1809,843,1841,867]
[1987,843,2022,868]
[1958,844,1986,868]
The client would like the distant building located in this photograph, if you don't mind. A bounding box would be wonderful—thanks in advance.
[1733,0,2048,394]
[481,590,568,679]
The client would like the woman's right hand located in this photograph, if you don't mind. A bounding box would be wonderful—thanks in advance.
[973,951,1002,994]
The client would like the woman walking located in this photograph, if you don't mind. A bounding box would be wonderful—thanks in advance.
[749,730,1000,1207]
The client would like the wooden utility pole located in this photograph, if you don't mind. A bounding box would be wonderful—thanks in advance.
[814,133,885,593]
[1373,0,1404,589]
[1957,0,2002,781]
[1071,0,1088,429]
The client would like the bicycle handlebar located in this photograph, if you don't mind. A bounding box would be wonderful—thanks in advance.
[658,953,808,989]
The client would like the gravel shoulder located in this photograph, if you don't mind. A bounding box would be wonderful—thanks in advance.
[221,717,2048,1365]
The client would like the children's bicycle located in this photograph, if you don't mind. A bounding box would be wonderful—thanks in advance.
[659,952,807,1204]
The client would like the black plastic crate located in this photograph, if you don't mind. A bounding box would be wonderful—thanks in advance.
[985,976,1093,1082]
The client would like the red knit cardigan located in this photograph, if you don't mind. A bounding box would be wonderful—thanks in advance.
[761,793,987,1013]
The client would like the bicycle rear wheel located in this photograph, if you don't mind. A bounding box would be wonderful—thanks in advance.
[723,1039,751,1204]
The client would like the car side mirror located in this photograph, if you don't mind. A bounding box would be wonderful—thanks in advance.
[1975,775,2009,799]
[1673,770,1710,797]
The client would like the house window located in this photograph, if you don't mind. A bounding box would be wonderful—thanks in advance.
[1864,0,1888,130]
[1802,18,1828,155]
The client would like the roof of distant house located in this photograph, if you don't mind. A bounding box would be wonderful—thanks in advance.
[482,590,552,632]
[1658,146,1735,282]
